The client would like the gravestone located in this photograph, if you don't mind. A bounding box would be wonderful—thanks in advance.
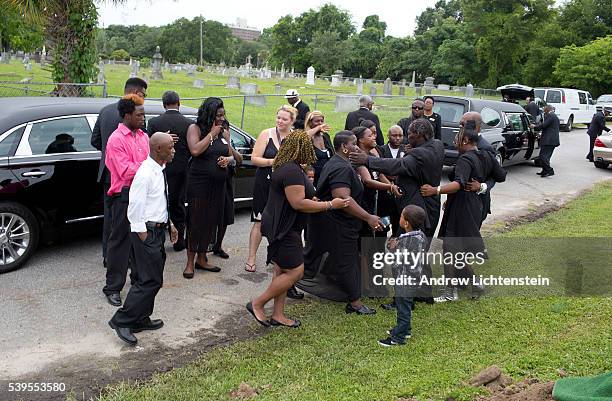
[23,54,30,65]
[25,63,32,72]
[164,61,169,69]
[170,67,177,74]
[241,83,266,106]
[33,52,41,64]
[226,76,240,89]
[366,79,373,84]
[186,65,195,76]
[151,46,163,80]
[335,96,359,113]
[424,76,435,94]
[369,86,377,97]
[274,83,282,95]
[415,85,422,96]
[356,76,363,95]
[193,79,204,88]
[130,60,139,78]
[290,67,295,78]
[129,58,133,66]
[410,71,416,87]
[466,83,474,98]
[97,59,105,84]
[383,78,392,96]
[399,86,405,96]
[1,52,10,64]
[280,63,286,79]
[437,84,450,91]
[306,66,315,85]
[331,74,341,87]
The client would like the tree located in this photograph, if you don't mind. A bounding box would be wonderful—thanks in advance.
[307,30,349,75]
[0,3,44,52]
[415,0,462,35]
[554,35,612,97]
[558,0,612,45]
[111,48,129,60]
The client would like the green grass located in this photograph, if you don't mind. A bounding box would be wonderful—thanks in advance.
[0,61,500,138]
[94,181,612,401]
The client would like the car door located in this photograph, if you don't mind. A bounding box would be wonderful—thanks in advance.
[9,115,103,226]
[229,126,256,203]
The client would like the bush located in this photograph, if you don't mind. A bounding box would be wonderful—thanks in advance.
[140,57,151,68]
[111,49,129,61]
[196,66,204,72]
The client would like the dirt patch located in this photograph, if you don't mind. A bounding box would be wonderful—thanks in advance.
[468,365,555,401]
[3,311,266,401]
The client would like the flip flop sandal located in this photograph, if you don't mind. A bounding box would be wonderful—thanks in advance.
[244,263,256,272]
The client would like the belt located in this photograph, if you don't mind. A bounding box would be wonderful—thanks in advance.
[145,221,167,229]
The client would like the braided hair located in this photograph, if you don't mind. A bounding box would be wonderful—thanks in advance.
[272,130,316,170]
[196,97,224,137]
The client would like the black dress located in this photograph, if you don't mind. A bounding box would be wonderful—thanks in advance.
[439,150,506,253]
[312,132,334,187]
[186,132,230,253]
[298,154,364,302]
[261,162,315,269]
[251,129,279,222]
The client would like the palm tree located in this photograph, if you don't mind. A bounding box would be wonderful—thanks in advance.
[10,0,123,95]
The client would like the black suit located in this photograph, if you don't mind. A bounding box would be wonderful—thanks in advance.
[345,107,384,145]
[524,102,539,120]
[476,135,498,225]
[91,102,122,262]
[586,111,610,160]
[534,112,560,174]
[377,143,407,236]
[293,100,310,130]
[147,109,193,240]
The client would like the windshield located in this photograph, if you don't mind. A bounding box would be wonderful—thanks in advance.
[597,95,612,102]
[433,102,466,123]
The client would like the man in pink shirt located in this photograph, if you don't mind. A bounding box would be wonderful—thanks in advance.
[103,94,150,307]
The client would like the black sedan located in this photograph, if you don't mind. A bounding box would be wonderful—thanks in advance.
[0,97,256,273]
[430,95,541,166]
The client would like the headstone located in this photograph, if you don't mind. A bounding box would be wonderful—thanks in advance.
[170,67,177,74]
[383,78,392,96]
[356,77,363,95]
[97,59,105,84]
[369,86,377,97]
[130,60,139,78]
[437,84,450,91]
[274,83,282,95]
[466,83,474,98]
[334,69,344,78]
[306,66,315,85]
[331,74,341,87]
[280,63,286,79]
[193,79,204,88]
[33,52,41,64]
[25,63,32,72]
[424,76,435,94]
[366,79,373,84]
[186,64,195,76]
[240,83,266,106]
[23,54,30,65]
[164,61,169,69]
[151,46,163,80]
[410,71,416,87]
[226,76,240,89]
[399,86,405,96]
[1,52,9,64]
[415,85,422,96]
[290,67,294,78]
[335,95,359,113]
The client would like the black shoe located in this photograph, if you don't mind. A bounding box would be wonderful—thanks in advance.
[173,238,186,252]
[536,171,544,175]
[541,171,555,177]
[268,317,301,328]
[213,248,229,259]
[132,318,164,333]
[287,286,304,300]
[414,296,434,305]
[380,303,396,310]
[106,293,122,307]
[345,303,376,315]
[108,320,137,346]
[246,301,270,327]
[378,337,404,347]
[387,329,411,339]
[195,262,221,272]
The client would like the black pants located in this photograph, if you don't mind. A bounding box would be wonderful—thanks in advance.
[539,145,556,174]
[111,227,166,328]
[167,167,187,240]
[211,224,227,251]
[102,180,113,262]
[103,187,134,295]
[587,135,596,160]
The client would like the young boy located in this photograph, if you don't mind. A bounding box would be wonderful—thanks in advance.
[378,204,427,346]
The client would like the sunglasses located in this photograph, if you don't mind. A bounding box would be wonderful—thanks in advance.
[412,106,424,110]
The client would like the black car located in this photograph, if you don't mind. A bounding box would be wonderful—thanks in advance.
[431,95,541,166]
[0,97,256,273]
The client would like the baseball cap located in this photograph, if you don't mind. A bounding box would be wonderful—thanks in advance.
[284,89,299,99]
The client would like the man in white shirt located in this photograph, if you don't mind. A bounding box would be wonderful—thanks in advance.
[109,132,178,346]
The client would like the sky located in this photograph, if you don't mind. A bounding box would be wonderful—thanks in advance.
[97,0,439,38]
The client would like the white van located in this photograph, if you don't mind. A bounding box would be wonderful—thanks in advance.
[534,88,595,131]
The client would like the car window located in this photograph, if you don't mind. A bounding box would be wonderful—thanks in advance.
[598,95,612,102]
[28,117,95,155]
[546,90,562,104]
[0,126,25,157]
[578,92,587,105]
[481,107,501,127]
[534,89,545,100]
[433,102,465,123]
[230,128,249,148]
[506,113,526,131]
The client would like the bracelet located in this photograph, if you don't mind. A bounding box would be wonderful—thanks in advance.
[327,201,332,211]
[436,185,441,195]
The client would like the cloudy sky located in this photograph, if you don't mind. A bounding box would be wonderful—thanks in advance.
[98,0,439,37]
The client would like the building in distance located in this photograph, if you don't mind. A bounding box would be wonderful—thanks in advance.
[228,18,261,41]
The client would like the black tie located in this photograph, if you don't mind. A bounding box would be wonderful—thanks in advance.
[163,170,171,236]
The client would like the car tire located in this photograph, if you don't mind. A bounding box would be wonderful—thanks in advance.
[0,202,40,274]
[594,161,609,169]
[494,151,503,166]
[563,116,573,132]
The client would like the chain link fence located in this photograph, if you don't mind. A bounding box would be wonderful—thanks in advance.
[0,81,107,98]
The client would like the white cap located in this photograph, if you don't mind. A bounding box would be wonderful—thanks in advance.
[284,89,299,99]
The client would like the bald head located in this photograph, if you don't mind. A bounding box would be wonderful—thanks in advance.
[460,112,483,133]
[149,132,175,164]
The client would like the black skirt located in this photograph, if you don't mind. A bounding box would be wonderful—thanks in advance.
[266,230,303,269]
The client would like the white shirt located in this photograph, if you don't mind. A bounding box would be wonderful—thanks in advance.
[390,147,400,158]
[127,157,168,232]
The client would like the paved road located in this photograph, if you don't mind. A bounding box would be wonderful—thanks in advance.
[0,128,610,387]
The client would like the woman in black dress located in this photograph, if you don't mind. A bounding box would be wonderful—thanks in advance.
[247,131,350,327]
[183,97,233,278]
[244,106,297,273]
[300,131,383,314]
[305,110,334,186]
[420,123,506,301]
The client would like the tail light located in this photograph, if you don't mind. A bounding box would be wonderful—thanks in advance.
[562,94,566,103]
[594,138,606,148]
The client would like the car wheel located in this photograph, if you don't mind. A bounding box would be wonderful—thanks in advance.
[564,116,573,132]
[594,161,609,169]
[0,202,39,274]
[494,151,503,166]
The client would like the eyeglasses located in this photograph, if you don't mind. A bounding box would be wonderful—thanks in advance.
[412,106,424,110]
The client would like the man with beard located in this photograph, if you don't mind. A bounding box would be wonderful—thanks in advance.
[350,119,444,305]
[397,99,425,145]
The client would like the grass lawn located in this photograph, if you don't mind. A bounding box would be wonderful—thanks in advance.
[0,61,500,138]
[94,181,612,401]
